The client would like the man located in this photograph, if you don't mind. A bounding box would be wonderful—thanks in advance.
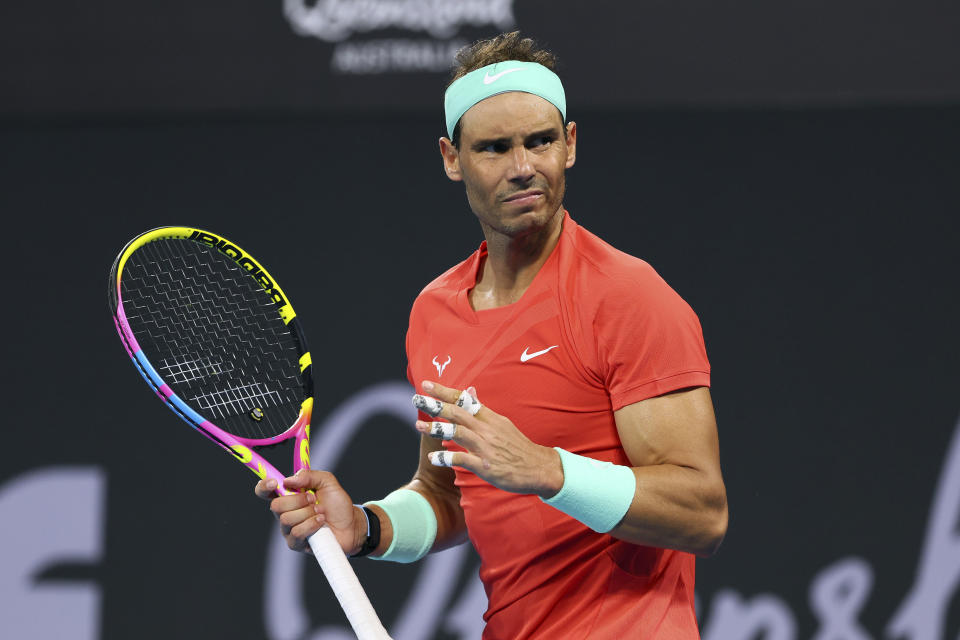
[257,32,727,639]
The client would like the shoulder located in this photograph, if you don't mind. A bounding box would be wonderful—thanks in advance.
[553,219,704,377]
[413,258,470,302]
[561,222,681,310]
[559,220,704,360]
[558,221,710,400]
[408,252,476,322]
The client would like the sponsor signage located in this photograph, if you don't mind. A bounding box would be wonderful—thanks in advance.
[3,0,960,114]
[285,0,515,74]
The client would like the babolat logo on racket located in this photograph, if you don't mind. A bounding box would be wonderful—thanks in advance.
[189,230,289,307]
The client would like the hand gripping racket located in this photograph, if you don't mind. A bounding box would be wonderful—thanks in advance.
[109,227,392,640]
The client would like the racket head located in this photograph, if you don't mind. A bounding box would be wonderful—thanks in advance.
[109,227,314,490]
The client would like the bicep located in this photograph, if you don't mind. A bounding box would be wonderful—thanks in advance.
[614,387,722,477]
[612,387,728,555]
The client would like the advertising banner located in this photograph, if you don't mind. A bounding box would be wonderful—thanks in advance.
[4,1,960,115]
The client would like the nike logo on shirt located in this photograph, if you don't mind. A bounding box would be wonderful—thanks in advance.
[483,68,523,84]
[520,345,559,362]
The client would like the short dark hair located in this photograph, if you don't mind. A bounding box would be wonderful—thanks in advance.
[446,31,562,147]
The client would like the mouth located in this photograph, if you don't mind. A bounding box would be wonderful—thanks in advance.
[502,190,544,205]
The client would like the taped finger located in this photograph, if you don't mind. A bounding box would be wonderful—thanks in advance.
[412,394,444,417]
[456,388,483,416]
[429,421,457,440]
[428,450,455,467]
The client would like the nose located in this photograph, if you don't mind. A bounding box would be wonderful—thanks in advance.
[508,145,535,183]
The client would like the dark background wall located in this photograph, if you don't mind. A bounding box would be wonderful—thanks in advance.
[1,2,959,639]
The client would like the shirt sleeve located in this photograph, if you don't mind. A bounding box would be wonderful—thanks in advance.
[593,267,710,410]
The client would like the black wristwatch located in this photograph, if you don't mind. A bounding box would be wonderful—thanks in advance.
[350,505,381,557]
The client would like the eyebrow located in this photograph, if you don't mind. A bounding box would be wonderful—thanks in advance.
[470,127,562,152]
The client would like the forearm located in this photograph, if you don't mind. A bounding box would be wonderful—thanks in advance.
[407,476,469,550]
[361,476,467,558]
[538,446,727,557]
[610,463,727,557]
[358,435,468,559]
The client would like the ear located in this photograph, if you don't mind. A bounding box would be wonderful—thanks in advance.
[564,121,577,170]
[438,137,463,182]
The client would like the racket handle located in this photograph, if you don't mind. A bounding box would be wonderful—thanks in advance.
[307,525,393,640]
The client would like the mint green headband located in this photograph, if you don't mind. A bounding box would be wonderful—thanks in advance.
[444,61,566,139]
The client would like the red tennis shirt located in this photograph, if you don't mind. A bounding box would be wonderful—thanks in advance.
[405,213,711,639]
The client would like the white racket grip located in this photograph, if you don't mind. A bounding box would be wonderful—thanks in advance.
[307,525,393,640]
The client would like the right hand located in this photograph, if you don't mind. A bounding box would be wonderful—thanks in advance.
[255,469,364,555]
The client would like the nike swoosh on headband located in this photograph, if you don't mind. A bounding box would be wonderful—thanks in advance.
[483,68,524,85]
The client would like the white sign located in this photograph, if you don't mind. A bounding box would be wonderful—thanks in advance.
[283,0,517,74]
[284,0,516,42]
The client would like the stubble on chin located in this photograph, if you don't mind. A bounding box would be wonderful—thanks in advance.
[490,180,565,234]
[476,202,564,250]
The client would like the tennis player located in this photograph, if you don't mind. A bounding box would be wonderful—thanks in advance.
[257,31,728,639]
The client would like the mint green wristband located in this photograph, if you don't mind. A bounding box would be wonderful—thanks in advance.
[366,489,437,563]
[541,448,636,533]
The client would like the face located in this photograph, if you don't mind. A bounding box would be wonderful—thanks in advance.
[440,92,577,239]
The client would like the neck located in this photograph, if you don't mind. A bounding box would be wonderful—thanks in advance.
[470,207,565,310]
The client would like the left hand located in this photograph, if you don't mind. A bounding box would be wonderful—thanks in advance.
[413,381,563,498]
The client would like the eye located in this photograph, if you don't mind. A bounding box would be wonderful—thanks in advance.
[529,136,554,149]
[483,142,510,153]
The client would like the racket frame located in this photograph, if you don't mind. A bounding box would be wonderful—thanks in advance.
[109,226,313,493]
[110,226,393,639]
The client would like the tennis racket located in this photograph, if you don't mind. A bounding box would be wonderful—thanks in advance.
[108,226,391,640]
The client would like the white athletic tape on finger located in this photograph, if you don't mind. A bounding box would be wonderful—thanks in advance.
[429,451,454,467]
[429,422,456,440]
[456,389,482,416]
[412,394,443,417]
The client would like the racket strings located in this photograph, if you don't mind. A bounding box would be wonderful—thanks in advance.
[192,381,283,418]
[121,238,304,440]
[156,354,233,385]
